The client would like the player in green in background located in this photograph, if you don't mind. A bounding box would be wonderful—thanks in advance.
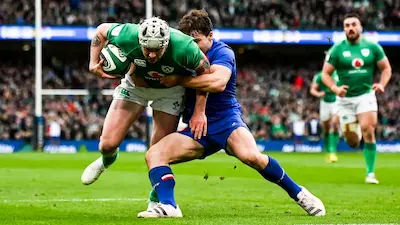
[81,17,211,185]
[322,13,392,184]
[310,70,340,163]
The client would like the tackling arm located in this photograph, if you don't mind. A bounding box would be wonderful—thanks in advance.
[182,64,232,93]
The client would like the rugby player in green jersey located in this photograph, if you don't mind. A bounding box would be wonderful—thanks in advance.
[310,70,340,163]
[81,18,211,185]
[322,13,392,184]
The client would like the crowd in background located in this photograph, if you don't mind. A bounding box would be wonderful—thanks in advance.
[1,0,400,30]
[1,56,399,143]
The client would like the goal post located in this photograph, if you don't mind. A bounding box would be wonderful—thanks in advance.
[33,0,44,151]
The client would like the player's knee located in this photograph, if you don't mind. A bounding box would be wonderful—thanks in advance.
[145,144,166,166]
[361,124,376,142]
[99,136,120,155]
[238,151,266,171]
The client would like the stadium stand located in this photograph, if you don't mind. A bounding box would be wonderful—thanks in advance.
[1,0,400,30]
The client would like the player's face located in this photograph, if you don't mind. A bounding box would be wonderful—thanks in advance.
[343,17,362,42]
[191,31,213,53]
[141,47,166,63]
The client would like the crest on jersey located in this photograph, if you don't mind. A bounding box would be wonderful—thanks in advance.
[147,71,165,79]
[352,58,364,69]
[134,59,146,67]
[161,65,174,73]
[361,48,370,57]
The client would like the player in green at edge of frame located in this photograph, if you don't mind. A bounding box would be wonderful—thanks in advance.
[322,13,392,184]
[310,69,340,163]
[81,18,211,185]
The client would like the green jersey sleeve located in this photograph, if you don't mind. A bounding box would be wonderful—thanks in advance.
[372,42,386,62]
[106,23,140,59]
[313,72,322,86]
[325,44,340,68]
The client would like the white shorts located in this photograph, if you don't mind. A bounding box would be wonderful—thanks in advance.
[337,91,378,129]
[319,100,338,122]
[113,76,185,116]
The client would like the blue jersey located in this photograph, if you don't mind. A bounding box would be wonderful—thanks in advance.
[180,40,247,158]
[183,40,241,123]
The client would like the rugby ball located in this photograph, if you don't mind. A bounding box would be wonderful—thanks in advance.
[100,44,130,77]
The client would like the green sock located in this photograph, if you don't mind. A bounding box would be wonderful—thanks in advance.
[148,189,159,202]
[363,143,377,174]
[102,151,119,168]
[328,133,337,153]
[323,132,330,153]
[333,132,340,145]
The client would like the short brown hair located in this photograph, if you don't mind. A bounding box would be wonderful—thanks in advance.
[344,13,362,24]
[178,9,213,36]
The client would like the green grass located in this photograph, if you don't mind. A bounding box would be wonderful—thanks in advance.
[0,152,399,225]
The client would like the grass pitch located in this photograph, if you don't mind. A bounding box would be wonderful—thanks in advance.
[0,152,399,225]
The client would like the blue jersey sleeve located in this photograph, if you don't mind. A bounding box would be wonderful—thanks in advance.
[211,47,235,72]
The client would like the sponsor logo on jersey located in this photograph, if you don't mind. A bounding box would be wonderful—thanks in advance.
[134,59,146,67]
[342,51,351,57]
[361,48,370,57]
[161,65,174,73]
[147,71,166,80]
[351,58,364,69]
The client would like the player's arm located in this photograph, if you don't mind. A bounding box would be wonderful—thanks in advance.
[310,76,325,98]
[182,64,231,93]
[373,44,392,93]
[89,23,116,79]
[190,90,208,139]
[181,50,234,93]
[322,47,348,97]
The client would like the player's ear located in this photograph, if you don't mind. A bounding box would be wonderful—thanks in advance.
[208,31,213,40]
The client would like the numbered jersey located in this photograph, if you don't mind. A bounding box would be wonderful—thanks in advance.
[325,37,386,97]
[312,71,339,103]
[107,23,203,88]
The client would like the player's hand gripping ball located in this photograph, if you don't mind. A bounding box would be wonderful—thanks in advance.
[100,44,131,77]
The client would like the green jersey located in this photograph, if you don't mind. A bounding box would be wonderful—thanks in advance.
[107,23,203,88]
[325,37,386,97]
[312,71,339,103]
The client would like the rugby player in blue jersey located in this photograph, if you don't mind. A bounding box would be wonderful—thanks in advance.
[137,10,326,218]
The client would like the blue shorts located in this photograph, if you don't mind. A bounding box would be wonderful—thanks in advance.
[179,111,248,159]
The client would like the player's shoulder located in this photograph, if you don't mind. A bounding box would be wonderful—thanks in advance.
[169,28,194,46]
[213,40,234,55]
[360,37,383,51]
[169,28,199,55]
[329,40,347,51]
[108,23,139,38]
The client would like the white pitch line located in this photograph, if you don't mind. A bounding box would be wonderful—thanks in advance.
[2,198,147,203]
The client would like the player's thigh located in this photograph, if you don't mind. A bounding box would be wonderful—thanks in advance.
[320,101,332,123]
[150,86,185,117]
[337,97,361,146]
[226,127,268,171]
[101,99,146,150]
[151,110,179,146]
[356,92,378,130]
[146,132,204,169]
